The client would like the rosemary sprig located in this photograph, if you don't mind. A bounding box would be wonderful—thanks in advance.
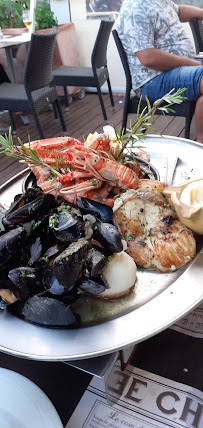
[0,128,62,177]
[114,88,187,160]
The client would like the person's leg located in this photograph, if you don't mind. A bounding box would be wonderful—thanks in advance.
[139,66,203,142]
[194,76,203,143]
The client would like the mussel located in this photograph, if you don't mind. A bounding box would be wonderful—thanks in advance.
[53,238,90,288]
[43,266,67,296]
[0,226,25,269]
[11,295,77,327]
[5,190,57,224]
[79,278,106,295]
[8,266,42,300]
[50,205,84,243]
[76,196,113,222]
[86,248,108,277]
[92,219,123,253]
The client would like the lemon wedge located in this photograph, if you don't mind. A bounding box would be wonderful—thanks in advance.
[164,177,203,234]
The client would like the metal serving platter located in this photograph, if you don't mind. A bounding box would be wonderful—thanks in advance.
[0,135,202,361]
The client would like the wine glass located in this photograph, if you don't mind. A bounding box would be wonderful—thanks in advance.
[22,9,32,31]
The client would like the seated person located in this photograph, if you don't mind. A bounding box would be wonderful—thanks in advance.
[115,0,203,143]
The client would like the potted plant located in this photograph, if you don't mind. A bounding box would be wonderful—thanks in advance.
[0,0,26,34]
[35,0,58,30]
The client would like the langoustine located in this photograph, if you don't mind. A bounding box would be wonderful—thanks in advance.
[20,133,144,206]
[113,179,196,273]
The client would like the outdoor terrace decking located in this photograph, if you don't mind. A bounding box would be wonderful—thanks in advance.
[0,92,196,186]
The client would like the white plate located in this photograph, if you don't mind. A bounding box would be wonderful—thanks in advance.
[0,368,63,428]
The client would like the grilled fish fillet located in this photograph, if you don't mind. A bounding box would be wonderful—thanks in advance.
[113,180,196,272]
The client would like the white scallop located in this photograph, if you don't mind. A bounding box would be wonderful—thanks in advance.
[101,251,137,298]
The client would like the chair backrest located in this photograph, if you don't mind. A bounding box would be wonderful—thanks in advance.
[189,17,203,54]
[91,20,114,69]
[112,29,196,137]
[112,29,132,94]
[24,31,57,93]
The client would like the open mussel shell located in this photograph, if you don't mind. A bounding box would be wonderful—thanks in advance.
[76,196,113,222]
[125,155,160,180]
[50,206,84,244]
[22,171,37,193]
[6,192,57,224]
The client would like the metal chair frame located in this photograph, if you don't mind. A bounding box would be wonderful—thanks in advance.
[0,31,67,139]
[112,29,196,139]
[53,20,115,121]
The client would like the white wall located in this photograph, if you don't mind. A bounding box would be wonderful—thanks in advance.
[70,0,125,93]
[50,0,71,25]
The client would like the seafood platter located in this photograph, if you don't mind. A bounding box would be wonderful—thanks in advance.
[0,128,202,361]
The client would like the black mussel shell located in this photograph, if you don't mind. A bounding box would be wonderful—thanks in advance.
[86,248,107,277]
[21,295,77,327]
[3,194,24,226]
[6,193,57,224]
[79,277,106,295]
[0,226,25,269]
[53,238,90,289]
[76,196,113,222]
[42,243,66,260]
[29,236,43,265]
[125,155,160,180]
[50,207,83,244]
[8,267,42,300]
[22,172,37,193]
[92,219,123,253]
[23,216,53,265]
[43,267,67,296]
[23,186,43,203]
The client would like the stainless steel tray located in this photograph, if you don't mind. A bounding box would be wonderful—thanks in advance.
[0,135,202,361]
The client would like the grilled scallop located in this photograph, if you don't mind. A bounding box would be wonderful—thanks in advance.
[113,180,196,273]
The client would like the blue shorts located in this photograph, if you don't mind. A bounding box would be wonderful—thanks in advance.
[139,66,203,101]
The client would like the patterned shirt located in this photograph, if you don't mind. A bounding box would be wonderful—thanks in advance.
[115,0,195,90]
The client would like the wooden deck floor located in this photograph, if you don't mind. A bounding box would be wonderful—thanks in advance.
[0,92,196,186]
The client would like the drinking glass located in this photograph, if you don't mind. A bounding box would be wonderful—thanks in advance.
[22,10,32,31]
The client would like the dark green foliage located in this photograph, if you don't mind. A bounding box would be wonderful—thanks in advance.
[0,0,23,28]
[35,0,58,30]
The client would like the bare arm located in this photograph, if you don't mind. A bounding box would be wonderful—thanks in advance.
[178,5,203,22]
[136,48,201,71]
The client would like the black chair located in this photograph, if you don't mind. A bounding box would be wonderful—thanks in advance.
[112,29,196,139]
[53,20,115,120]
[0,31,67,139]
[189,17,203,54]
